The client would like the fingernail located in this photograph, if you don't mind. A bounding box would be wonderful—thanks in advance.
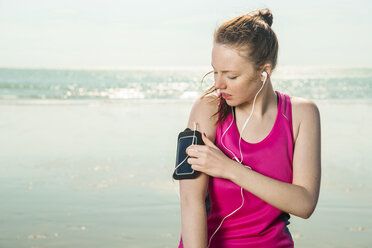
[203,132,206,137]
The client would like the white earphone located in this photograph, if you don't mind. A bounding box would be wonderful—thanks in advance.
[261,71,268,83]
[207,70,268,248]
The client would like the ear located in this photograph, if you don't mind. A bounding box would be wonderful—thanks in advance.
[261,63,272,79]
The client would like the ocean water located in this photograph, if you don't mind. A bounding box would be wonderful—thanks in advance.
[1,67,372,102]
[0,67,371,247]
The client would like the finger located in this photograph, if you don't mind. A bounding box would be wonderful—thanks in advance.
[186,148,198,157]
[186,144,198,151]
[187,157,197,165]
[201,132,218,149]
[186,145,203,154]
[191,164,203,172]
[186,144,195,150]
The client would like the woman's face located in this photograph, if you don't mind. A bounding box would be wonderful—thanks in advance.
[211,43,262,107]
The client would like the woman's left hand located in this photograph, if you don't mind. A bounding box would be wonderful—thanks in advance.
[186,133,236,179]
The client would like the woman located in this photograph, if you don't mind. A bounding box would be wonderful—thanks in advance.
[177,8,321,248]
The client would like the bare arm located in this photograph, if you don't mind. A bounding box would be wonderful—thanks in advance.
[179,95,218,247]
[227,99,321,219]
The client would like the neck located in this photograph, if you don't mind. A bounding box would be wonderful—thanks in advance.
[236,79,277,119]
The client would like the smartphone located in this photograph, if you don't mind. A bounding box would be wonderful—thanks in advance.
[173,128,204,180]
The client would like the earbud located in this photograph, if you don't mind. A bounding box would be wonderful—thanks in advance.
[261,71,268,83]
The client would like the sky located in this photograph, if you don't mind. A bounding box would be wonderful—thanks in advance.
[0,0,371,69]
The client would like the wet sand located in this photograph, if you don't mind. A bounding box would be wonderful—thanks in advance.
[0,99,371,247]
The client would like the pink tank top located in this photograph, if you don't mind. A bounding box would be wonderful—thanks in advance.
[179,90,294,248]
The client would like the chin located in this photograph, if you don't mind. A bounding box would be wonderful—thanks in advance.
[223,99,237,107]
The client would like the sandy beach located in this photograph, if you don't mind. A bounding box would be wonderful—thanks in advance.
[0,98,371,247]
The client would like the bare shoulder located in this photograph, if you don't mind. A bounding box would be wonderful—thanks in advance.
[290,96,320,120]
[289,96,321,143]
[187,94,219,143]
[290,96,319,115]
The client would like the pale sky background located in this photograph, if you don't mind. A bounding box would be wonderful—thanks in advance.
[0,0,371,69]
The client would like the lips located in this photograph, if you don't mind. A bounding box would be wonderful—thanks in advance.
[221,93,231,99]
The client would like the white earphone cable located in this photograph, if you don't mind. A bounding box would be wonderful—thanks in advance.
[207,72,267,248]
[174,122,197,173]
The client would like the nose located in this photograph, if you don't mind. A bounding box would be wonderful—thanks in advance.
[214,73,226,90]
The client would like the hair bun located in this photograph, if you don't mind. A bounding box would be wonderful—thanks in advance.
[254,8,273,27]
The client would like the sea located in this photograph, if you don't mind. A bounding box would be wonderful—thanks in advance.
[1,67,372,102]
[0,66,371,247]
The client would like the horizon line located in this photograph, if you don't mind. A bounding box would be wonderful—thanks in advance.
[1,64,372,71]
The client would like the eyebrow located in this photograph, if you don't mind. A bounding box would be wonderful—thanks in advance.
[211,64,238,73]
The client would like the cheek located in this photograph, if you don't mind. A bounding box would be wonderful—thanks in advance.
[232,78,258,99]
[234,78,250,92]
[240,74,259,88]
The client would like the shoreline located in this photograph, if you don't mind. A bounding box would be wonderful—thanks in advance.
[1,97,372,106]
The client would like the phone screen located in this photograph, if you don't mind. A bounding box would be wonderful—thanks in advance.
[176,135,197,175]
